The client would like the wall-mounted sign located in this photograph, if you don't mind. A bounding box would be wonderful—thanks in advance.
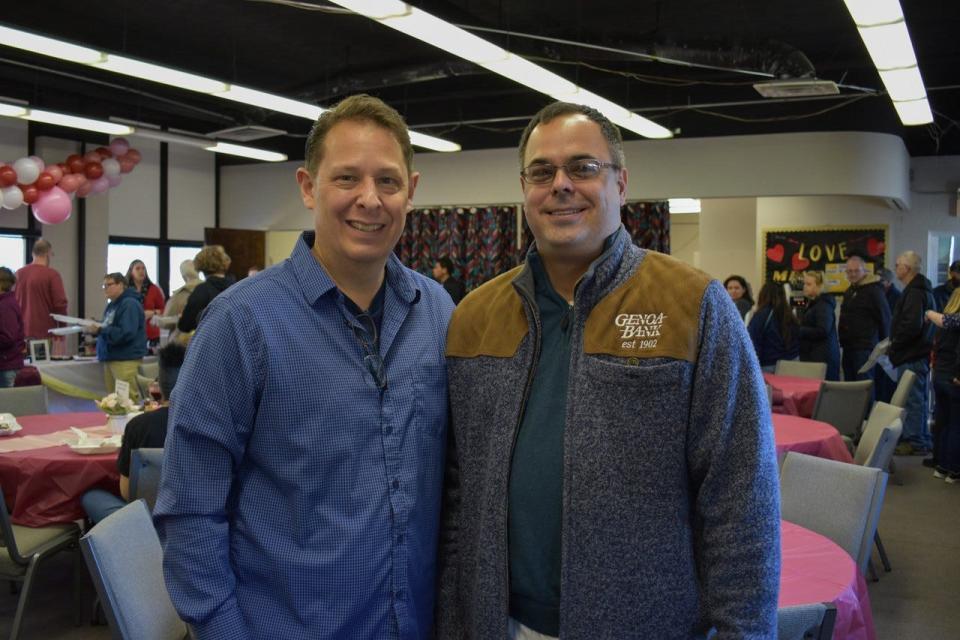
[763,226,888,293]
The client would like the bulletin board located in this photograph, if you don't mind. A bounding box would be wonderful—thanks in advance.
[762,226,888,293]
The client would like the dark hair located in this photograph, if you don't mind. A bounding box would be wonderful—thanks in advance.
[304,94,414,177]
[756,282,798,345]
[949,260,960,274]
[436,256,456,275]
[723,275,754,305]
[0,266,14,292]
[125,259,154,293]
[158,342,187,401]
[103,272,127,286]
[518,101,625,168]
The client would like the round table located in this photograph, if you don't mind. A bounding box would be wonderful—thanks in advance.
[765,372,822,418]
[0,412,120,526]
[780,520,876,640]
[773,413,854,463]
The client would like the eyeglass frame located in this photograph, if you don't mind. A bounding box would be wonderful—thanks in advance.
[351,313,387,391]
[520,158,621,185]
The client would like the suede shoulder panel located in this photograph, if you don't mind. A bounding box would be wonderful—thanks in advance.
[446,266,528,358]
[584,252,709,362]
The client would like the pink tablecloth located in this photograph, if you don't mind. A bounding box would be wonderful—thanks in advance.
[0,412,120,526]
[773,414,854,463]
[780,520,876,640]
[765,373,823,418]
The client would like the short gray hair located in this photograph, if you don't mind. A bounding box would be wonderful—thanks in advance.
[897,251,922,272]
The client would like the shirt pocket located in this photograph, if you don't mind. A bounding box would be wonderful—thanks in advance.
[414,362,448,440]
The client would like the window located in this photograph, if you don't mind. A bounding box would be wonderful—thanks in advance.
[107,243,158,287]
[168,245,202,293]
[0,235,27,272]
[935,234,960,286]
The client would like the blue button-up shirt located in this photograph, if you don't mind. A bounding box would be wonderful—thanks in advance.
[155,232,454,639]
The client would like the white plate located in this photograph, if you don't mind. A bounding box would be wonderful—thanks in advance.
[67,443,120,455]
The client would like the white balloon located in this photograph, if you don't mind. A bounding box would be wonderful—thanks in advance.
[1,185,23,209]
[101,157,121,178]
[12,157,40,185]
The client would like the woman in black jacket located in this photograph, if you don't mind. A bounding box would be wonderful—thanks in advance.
[930,290,960,481]
[799,271,840,380]
[177,245,234,336]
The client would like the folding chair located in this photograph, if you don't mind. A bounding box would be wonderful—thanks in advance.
[775,360,828,380]
[780,452,888,576]
[80,500,188,640]
[129,449,165,512]
[889,369,917,408]
[776,602,837,640]
[0,484,81,640]
[811,380,873,440]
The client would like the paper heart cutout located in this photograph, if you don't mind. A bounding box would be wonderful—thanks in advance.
[867,238,885,257]
[766,244,785,263]
[792,254,811,271]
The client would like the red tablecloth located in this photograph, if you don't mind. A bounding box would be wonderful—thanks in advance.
[0,412,120,526]
[773,414,854,463]
[780,520,876,640]
[765,373,823,418]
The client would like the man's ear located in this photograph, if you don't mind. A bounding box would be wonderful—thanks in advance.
[617,166,628,206]
[296,167,316,209]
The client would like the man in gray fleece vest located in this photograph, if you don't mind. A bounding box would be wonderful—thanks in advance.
[435,102,781,639]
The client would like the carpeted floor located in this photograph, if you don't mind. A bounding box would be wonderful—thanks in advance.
[2,453,958,638]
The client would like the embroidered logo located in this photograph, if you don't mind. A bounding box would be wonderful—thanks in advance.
[614,312,667,350]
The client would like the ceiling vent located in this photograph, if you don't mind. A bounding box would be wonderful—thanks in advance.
[207,125,286,142]
[752,79,840,98]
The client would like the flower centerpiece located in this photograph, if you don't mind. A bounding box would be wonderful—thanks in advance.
[96,393,136,434]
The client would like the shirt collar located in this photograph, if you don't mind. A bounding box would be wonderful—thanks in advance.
[292,231,420,306]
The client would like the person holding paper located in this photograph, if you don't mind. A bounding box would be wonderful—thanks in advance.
[86,273,146,401]
[155,95,454,639]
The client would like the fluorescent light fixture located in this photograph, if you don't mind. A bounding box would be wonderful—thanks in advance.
[94,54,228,94]
[0,102,28,117]
[129,128,212,149]
[842,2,933,126]
[878,67,927,102]
[0,25,103,64]
[857,21,918,71]
[328,1,672,140]
[206,142,287,162]
[23,108,134,135]
[214,86,323,120]
[892,98,933,126]
[668,198,701,214]
[843,0,904,27]
[0,22,461,152]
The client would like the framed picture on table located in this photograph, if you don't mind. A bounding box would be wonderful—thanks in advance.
[28,339,50,363]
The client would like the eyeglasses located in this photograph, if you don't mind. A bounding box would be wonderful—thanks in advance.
[520,159,620,184]
[352,313,387,391]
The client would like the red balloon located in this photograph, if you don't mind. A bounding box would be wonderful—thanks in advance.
[67,157,85,174]
[21,184,39,204]
[59,173,81,193]
[125,149,142,165]
[95,146,113,158]
[84,161,104,180]
[83,150,102,163]
[119,159,135,174]
[0,165,16,188]
[35,172,56,191]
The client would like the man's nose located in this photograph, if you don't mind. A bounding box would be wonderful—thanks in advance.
[357,177,382,207]
[550,166,575,193]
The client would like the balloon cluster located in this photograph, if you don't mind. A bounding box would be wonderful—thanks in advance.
[0,137,141,225]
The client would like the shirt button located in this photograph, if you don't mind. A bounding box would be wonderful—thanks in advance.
[392,479,400,490]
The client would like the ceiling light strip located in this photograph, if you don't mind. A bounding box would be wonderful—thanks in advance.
[0,22,460,152]
[328,1,673,139]
[842,0,932,126]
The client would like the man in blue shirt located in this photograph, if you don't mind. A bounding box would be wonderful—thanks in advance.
[155,95,454,639]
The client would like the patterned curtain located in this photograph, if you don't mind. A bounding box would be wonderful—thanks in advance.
[621,201,670,253]
[395,206,521,291]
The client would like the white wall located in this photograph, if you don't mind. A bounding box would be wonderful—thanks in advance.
[168,144,216,240]
[698,198,757,283]
[906,156,960,276]
[109,139,160,238]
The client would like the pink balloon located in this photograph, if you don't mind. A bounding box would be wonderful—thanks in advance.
[45,164,64,183]
[31,186,72,224]
[28,155,45,172]
[107,174,122,187]
[59,173,81,193]
[77,181,93,198]
[109,137,130,157]
[119,159,135,174]
[90,176,110,194]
